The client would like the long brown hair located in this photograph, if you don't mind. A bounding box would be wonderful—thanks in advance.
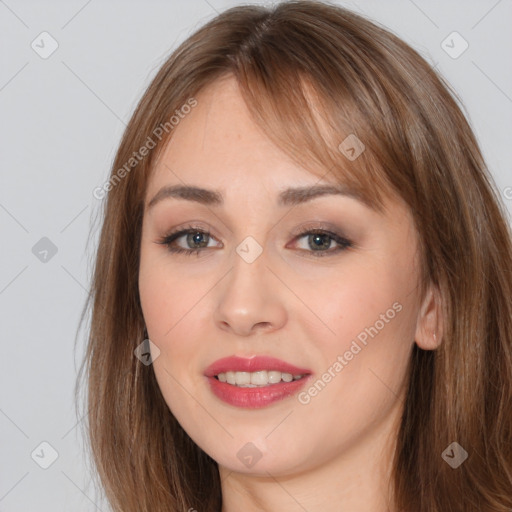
[76,1,512,510]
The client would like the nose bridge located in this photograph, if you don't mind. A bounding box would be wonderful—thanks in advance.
[232,235,269,290]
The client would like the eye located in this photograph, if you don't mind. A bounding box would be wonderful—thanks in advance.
[291,228,352,257]
[156,225,353,258]
[156,225,221,257]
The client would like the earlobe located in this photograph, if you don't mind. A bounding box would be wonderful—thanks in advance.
[414,284,444,350]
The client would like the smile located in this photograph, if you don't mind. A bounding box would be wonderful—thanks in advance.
[204,355,312,408]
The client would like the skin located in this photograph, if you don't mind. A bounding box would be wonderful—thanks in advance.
[138,75,443,512]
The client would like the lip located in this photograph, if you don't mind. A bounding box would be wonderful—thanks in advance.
[204,356,312,409]
[204,356,311,377]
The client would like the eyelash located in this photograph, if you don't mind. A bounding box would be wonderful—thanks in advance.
[156,223,353,258]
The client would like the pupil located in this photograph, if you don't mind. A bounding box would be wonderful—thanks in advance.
[310,234,330,250]
[188,232,208,248]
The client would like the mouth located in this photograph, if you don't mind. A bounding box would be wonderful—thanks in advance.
[204,355,312,408]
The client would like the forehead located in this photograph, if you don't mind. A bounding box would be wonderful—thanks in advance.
[145,74,405,222]
[148,76,334,194]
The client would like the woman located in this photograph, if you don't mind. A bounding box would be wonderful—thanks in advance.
[77,1,512,511]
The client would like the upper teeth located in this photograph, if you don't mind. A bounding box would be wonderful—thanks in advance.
[216,370,304,387]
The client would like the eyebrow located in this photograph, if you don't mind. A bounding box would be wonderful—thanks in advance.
[146,184,371,210]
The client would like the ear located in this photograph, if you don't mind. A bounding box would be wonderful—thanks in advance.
[414,283,443,350]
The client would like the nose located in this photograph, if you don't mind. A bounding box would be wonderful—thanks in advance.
[213,245,288,337]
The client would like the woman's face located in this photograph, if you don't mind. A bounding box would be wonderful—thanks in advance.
[138,75,434,477]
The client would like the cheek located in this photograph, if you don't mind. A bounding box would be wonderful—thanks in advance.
[301,256,418,392]
[296,256,414,345]
[138,251,215,381]
[138,249,207,340]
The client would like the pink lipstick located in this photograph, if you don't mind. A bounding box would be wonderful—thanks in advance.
[204,356,312,409]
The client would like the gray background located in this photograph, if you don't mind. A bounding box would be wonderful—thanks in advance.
[1,0,511,510]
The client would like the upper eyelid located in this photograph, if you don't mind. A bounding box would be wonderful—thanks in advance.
[165,220,347,237]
